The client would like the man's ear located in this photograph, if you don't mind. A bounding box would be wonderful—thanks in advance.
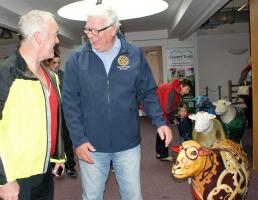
[111,26,118,36]
[33,31,42,46]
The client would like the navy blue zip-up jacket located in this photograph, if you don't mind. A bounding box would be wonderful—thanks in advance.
[62,33,166,153]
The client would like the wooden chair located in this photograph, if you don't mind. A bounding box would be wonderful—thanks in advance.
[228,80,246,108]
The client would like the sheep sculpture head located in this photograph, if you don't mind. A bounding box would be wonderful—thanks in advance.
[171,140,209,179]
[213,99,231,115]
[189,111,216,133]
[193,95,216,115]
[171,139,250,200]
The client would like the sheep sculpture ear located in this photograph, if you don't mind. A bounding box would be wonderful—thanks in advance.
[198,146,210,156]
[171,145,181,153]
[208,113,216,120]
[213,101,218,106]
[188,114,196,120]
[226,101,231,106]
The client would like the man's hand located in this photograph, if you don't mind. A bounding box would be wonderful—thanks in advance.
[157,125,173,147]
[75,142,96,164]
[0,180,19,200]
[52,163,65,177]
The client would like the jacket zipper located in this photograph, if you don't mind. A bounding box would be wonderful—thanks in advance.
[41,84,51,173]
[107,79,110,104]
[107,78,113,149]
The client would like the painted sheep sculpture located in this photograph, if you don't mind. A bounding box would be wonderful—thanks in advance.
[171,139,250,200]
[213,99,246,144]
[189,111,226,148]
[193,96,216,115]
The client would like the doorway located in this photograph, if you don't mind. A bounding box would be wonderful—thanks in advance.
[142,46,163,85]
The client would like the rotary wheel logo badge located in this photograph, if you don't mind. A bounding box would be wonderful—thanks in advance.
[117,55,129,66]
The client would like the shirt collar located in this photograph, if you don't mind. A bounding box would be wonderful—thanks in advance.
[92,36,121,54]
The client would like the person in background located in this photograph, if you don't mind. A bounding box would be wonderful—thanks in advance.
[45,51,78,178]
[238,56,252,128]
[62,4,172,200]
[0,10,65,200]
[156,79,192,161]
[174,104,193,144]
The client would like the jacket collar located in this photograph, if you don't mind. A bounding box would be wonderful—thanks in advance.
[14,48,37,79]
[14,47,46,80]
[15,48,28,72]
[171,79,182,94]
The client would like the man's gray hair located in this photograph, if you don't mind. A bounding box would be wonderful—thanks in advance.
[18,10,54,40]
[87,4,121,28]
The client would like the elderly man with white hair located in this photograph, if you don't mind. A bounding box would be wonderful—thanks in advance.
[0,10,65,200]
[62,4,172,200]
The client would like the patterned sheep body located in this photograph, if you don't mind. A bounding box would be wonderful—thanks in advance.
[172,139,250,200]
[189,111,226,148]
[213,99,246,144]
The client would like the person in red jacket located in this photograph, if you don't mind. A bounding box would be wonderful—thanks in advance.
[156,79,192,161]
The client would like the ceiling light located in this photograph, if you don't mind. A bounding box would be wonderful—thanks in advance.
[58,0,168,21]
[0,28,13,39]
[237,3,248,12]
[227,48,248,55]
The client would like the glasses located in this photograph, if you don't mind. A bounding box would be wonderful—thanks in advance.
[83,24,113,36]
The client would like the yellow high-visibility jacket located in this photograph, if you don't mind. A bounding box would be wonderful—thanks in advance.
[0,50,65,183]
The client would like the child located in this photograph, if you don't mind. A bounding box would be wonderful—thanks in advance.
[156,79,192,161]
[174,104,193,144]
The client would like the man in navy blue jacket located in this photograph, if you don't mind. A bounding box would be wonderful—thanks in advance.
[62,4,172,200]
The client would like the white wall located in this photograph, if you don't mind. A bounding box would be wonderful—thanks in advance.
[197,32,250,101]
[125,30,199,95]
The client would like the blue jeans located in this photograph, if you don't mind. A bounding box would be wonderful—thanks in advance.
[79,145,142,200]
